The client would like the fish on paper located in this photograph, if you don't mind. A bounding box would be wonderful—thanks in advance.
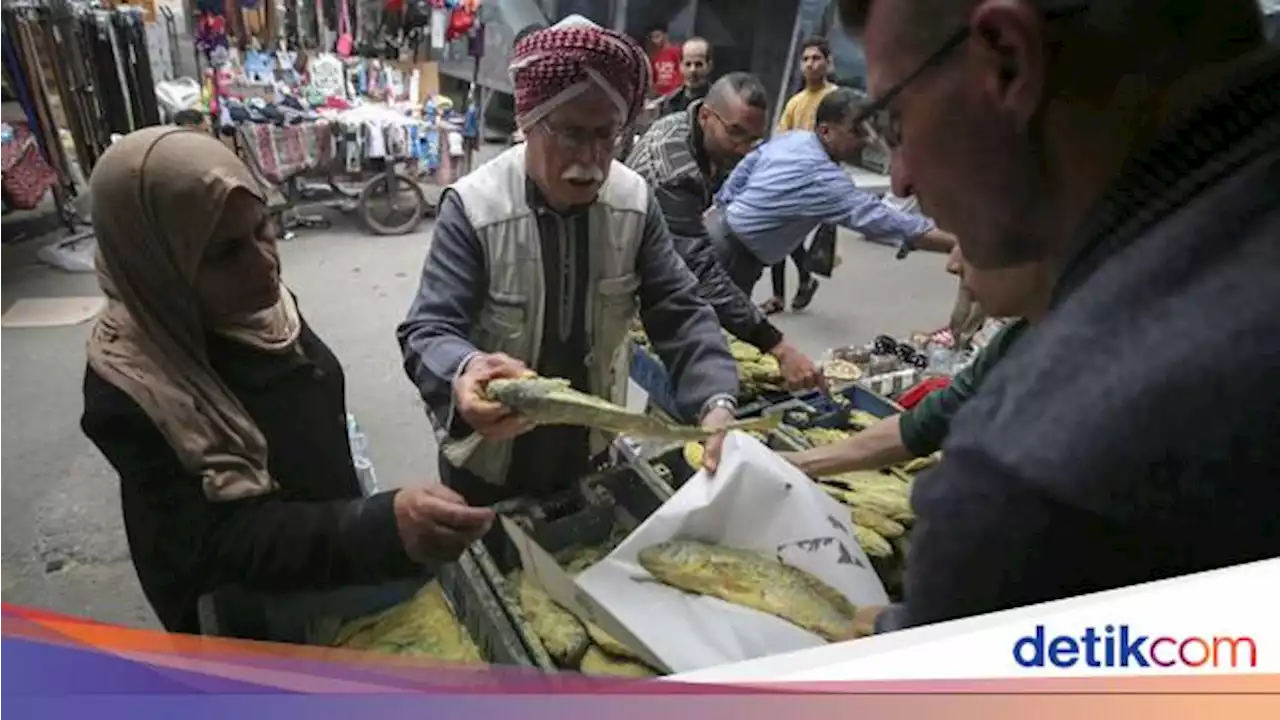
[636,540,859,643]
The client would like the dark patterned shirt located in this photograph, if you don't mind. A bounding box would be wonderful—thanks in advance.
[626,103,784,352]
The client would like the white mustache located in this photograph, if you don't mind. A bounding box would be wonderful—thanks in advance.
[561,164,605,182]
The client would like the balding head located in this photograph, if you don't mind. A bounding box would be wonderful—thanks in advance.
[681,37,713,89]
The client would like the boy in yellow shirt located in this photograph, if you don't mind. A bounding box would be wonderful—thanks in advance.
[763,37,839,315]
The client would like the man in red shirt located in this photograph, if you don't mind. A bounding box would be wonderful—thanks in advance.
[647,23,684,97]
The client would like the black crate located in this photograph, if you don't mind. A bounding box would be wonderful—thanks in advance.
[436,551,547,667]
[467,463,671,670]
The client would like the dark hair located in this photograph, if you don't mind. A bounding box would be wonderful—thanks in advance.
[800,35,831,58]
[814,87,868,126]
[513,23,545,47]
[683,36,713,62]
[646,22,668,35]
[708,72,769,112]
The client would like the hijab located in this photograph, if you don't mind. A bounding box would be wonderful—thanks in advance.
[86,127,301,501]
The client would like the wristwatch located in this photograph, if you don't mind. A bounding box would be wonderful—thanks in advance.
[701,395,737,420]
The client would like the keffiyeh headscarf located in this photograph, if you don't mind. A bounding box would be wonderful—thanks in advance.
[509,15,652,129]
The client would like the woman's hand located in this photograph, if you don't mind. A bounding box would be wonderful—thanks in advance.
[393,484,495,564]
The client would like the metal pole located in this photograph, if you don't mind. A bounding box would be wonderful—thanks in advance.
[612,0,629,32]
[771,3,805,135]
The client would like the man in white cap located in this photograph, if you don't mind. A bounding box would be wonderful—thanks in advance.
[398,17,741,506]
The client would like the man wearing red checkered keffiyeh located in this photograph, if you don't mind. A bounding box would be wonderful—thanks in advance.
[398,16,742,506]
[510,16,651,130]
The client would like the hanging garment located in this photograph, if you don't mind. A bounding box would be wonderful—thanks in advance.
[1,20,41,141]
[128,15,162,128]
[73,12,113,160]
[91,13,131,134]
[36,16,89,173]
[12,14,70,186]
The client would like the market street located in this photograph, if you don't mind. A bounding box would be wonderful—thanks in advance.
[0,208,955,630]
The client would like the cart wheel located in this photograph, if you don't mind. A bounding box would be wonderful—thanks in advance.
[327,172,364,200]
[358,173,426,236]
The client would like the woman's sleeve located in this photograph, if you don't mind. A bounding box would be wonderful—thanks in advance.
[83,405,423,595]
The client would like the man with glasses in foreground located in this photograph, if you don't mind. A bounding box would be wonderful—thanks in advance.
[628,72,823,390]
[839,0,1280,634]
[398,18,741,506]
[706,87,958,296]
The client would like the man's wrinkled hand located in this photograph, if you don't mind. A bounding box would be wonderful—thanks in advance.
[393,484,496,564]
[771,341,823,390]
[453,352,535,440]
[700,406,735,475]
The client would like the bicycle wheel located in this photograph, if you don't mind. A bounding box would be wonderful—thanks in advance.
[357,172,426,235]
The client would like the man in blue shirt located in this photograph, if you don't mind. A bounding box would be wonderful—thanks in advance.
[706,88,957,293]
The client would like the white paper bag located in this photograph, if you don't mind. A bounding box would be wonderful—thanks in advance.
[574,432,888,673]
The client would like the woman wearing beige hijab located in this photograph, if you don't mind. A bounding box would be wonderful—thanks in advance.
[80,127,494,638]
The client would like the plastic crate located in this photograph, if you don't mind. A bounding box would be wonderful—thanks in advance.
[765,382,901,431]
[466,461,672,671]
[437,551,547,667]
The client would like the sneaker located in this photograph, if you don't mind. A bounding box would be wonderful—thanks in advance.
[792,278,820,311]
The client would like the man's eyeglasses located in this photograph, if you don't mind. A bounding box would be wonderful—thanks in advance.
[541,122,622,154]
[856,2,1091,149]
[707,106,763,147]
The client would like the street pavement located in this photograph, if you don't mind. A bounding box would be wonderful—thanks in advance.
[0,194,957,630]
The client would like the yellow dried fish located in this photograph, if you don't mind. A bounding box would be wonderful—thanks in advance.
[683,441,705,469]
[850,507,906,539]
[821,484,915,523]
[330,581,484,663]
[852,525,895,558]
[900,453,941,474]
[847,410,881,430]
[580,646,659,678]
[485,376,780,441]
[585,622,649,664]
[637,540,858,642]
[516,574,590,667]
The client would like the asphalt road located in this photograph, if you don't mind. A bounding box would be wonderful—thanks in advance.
[1,200,956,630]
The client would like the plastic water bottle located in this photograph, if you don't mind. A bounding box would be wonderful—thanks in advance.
[346,414,379,496]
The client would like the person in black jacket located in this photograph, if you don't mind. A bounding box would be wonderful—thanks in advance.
[79,127,494,638]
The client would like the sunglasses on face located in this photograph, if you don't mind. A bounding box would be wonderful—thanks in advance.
[856,1,1092,149]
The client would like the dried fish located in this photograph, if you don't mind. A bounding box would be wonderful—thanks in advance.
[485,376,779,441]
